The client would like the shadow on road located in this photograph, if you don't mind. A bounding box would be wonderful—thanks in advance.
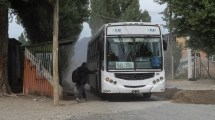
[63,85,164,102]
[63,81,215,104]
[99,93,162,102]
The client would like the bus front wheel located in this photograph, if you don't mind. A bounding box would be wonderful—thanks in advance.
[143,93,151,98]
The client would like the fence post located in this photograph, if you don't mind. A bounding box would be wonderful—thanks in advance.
[187,48,192,80]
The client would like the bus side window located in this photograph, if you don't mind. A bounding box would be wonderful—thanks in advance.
[99,34,104,70]
[98,34,104,51]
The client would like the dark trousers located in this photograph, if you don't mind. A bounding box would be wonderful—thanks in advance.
[76,84,86,99]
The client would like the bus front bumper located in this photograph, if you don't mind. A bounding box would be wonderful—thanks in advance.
[101,82,165,93]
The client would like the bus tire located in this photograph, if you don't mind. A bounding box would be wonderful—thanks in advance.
[90,86,100,96]
[90,86,96,93]
[100,93,109,100]
[143,93,151,98]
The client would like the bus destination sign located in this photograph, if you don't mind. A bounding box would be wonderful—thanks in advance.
[107,25,160,36]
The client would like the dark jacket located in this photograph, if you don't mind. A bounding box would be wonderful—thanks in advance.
[78,66,97,84]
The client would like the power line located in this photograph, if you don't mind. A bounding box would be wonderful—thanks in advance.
[151,21,165,22]
[91,12,123,22]
[149,12,162,13]
[150,14,163,15]
[92,12,164,22]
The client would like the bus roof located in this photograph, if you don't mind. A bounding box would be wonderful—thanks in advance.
[106,22,161,36]
[88,22,162,44]
[105,22,161,27]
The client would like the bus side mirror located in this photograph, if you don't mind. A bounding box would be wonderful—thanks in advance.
[162,35,167,51]
[163,40,167,51]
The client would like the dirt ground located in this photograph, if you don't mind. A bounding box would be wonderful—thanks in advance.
[1,79,215,120]
[154,79,215,104]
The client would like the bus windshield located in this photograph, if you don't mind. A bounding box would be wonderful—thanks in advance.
[106,37,162,70]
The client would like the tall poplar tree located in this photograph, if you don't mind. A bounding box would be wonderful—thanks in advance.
[11,0,89,43]
[89,0,151,35]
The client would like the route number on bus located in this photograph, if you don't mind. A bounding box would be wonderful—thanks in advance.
[116,62,134,69]
[113,28,121,33]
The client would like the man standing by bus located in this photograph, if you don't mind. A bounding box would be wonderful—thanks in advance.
[75,62,98,102]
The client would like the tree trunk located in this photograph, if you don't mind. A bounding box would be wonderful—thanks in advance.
[0,3,12,95]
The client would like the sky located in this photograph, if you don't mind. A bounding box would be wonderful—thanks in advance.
[9,0,166,40]
[140,0,166,24]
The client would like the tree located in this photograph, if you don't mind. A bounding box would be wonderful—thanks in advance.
[0,0,89,95]
[89,0,151,35]
[59,0,89,41]
[0,1,12,95]
[154,0,215,54]
[11,0,89,43]
[120,0,151,22]
[11,0,53,43]
[18,32,30,45]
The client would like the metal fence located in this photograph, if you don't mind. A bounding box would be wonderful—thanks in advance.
[176,51,215,80]
[23,43,62,97]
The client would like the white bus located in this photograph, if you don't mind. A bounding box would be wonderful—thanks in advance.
[87,22,167,98]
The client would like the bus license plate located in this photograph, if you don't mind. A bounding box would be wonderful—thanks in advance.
[132,90,139,93]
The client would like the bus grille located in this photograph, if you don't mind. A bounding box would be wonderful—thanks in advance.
[114,73,155,80]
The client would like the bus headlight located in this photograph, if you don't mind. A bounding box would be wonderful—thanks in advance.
[106,77,110,82]
[105,77,117,85]
[110,79,113,83]
[156,79,160,83]
[160,77,164,81]
[152,80,156,84]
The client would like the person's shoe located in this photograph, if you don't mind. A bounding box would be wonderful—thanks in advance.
[75,98,81,102]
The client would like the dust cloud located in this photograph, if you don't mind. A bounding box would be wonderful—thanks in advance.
[60,37,91,93]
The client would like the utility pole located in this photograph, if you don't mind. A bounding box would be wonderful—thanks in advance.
[169,2,174,80]
[53,0,59,105]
